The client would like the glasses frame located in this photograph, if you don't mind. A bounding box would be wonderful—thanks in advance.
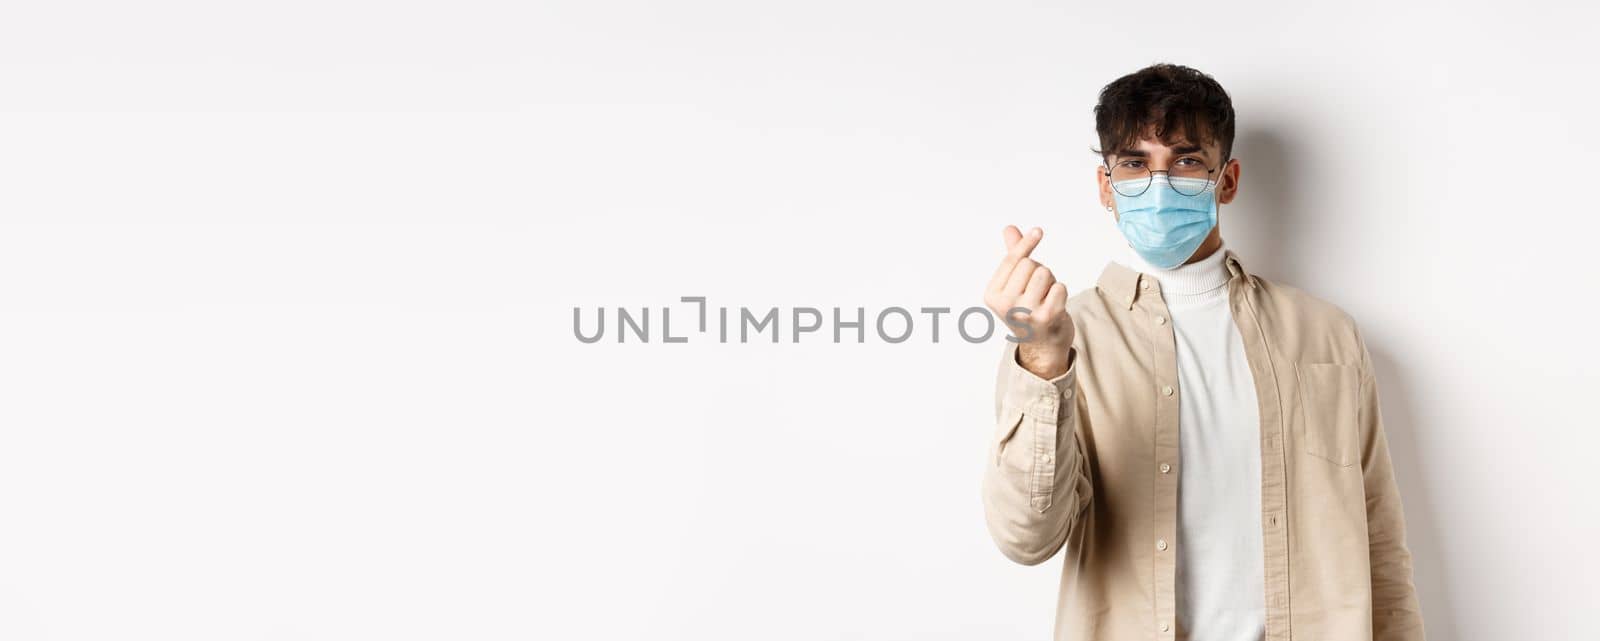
[1103,154,1231,197]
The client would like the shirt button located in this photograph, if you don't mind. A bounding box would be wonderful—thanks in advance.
[1160,462,1171,474]
[1162,385,1174,396]
[1141,280,1150,290]
[1156,315,1166,325]
[1040,453,1053,464]
[1160,623,1170,632]
[1156,539,1168,551]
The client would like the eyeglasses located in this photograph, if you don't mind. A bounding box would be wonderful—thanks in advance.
[1103,155,1229,197]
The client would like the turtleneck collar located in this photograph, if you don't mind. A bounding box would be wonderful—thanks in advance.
[1118,241,1232,308]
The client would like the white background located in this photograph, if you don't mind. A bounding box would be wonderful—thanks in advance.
[1,1,1596,639]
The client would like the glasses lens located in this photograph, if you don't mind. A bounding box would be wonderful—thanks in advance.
[1109,163,1150,196]
[1166,175,1215,197]
[1168,159,1215,196]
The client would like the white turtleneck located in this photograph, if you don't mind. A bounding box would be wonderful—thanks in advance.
[1119,241,1266,641]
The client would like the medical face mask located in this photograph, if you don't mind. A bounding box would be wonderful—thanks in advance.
[1111,174,1219,269]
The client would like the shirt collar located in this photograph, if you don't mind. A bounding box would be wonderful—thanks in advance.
[1096,247,1255,310]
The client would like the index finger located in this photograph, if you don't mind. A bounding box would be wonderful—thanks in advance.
[1006,226,1042,257]
[988,226,1044,291]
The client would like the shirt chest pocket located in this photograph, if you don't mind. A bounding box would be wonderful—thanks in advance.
[1293,361,1359,467]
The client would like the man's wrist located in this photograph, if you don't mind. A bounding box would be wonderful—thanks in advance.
[1017,342,1072,380]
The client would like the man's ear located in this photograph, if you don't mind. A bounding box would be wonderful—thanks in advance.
[1217,159,1241,205]
[1096,164,1113,209]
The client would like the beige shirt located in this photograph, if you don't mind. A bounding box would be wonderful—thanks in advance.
[981,248,1426,641]
[1121,242,1266,641]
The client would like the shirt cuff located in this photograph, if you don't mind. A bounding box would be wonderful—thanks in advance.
[1001,342,1078,419]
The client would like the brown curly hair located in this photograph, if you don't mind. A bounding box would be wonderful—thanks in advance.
[1091,63,1236,166]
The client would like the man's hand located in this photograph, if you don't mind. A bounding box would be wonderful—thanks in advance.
[984,225,1075,379]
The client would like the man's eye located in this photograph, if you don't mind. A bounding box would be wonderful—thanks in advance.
[1175,157,1202,166]
[1121,161,1145,169]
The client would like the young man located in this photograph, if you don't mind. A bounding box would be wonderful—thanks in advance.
[979,64,1426,641]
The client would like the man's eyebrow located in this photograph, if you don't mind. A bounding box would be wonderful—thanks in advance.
[1112,144,1208,158]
